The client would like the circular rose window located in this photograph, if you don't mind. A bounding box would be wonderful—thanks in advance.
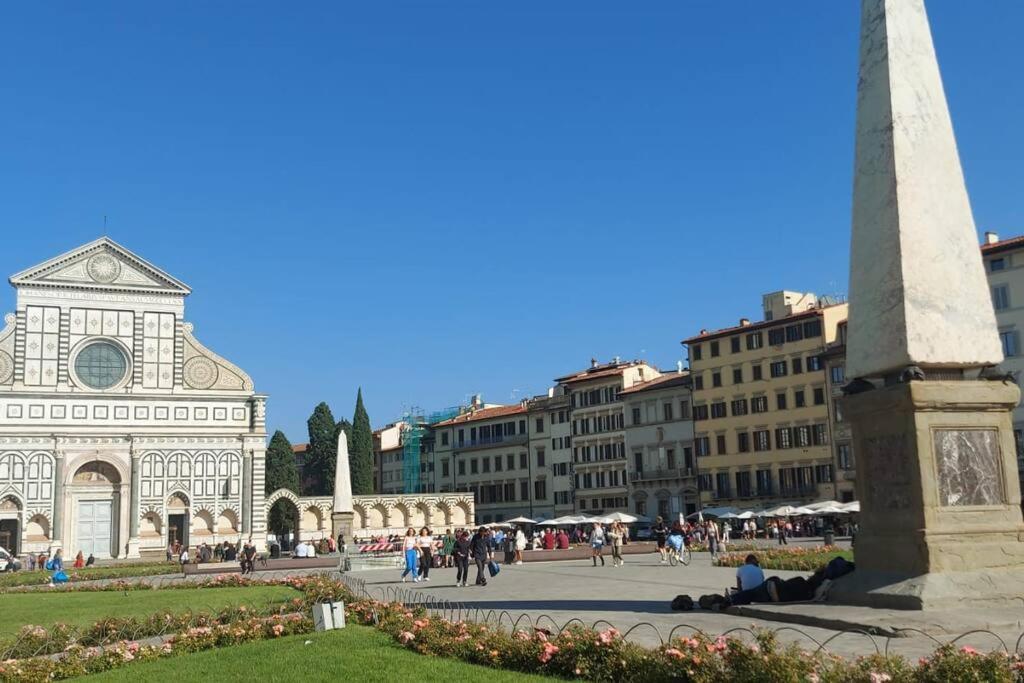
[74,341,128,390]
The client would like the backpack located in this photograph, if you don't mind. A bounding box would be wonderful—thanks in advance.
[45,559,54,571]
[670,594,694,611]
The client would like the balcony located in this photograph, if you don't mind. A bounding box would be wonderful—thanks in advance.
[630,467,697,483]
[574,454,626,466]
[453,433,528,451]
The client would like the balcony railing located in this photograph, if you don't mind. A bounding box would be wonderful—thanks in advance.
[630,467,697,483]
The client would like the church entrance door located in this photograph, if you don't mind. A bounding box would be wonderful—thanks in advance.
[76,500,113,558]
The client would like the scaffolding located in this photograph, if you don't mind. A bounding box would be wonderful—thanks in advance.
[402,406,461,494]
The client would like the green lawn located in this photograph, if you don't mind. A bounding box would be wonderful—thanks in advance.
[0,562,180,589]
[85,626,548,682]
[1,586,297,636]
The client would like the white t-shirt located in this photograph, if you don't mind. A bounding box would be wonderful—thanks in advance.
[418,535,433,549]
[306,543,316,558]
[403,536,418,551]
[736,563,765,591]
[294,542,307,558]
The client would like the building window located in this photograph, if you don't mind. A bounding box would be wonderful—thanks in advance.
[536,449,545,467]
[632,407,642,425]
[753,430,771,451]
[807,356,823,371]
[716,434,727,455]
[991,257,1006,272]
[535,418,544,433]
[792,357,803,374]
[534,479,547,500]
[732,367,743,384]
[746,332,763,350]
[830,365,845,384]
[785,324,804,343]
[715,472,731,498]
[812,424,828,446]
[813,387,825,405]
[776,427,793,449]
[692,344,703,361]
[442,460,449,477]
[520,452,528,469]
[751,396,768,413]
[731,398,748,416]
[752,364,763,381]
[710,341,720,357]
[663,403,673,421]
[693,404,709,421]
[815,464,834,483]
[482,458,490,473]
[507,454,515,470]
[804,319,823,338]
[770,361,788,378]
[737,432,750,453]
[756,469,773,495]
[679,400,691,419]
[695,436,711,456]
[712,371,722,388]
[730,336,741,353]
[458,460,466,476]
[1001,330,1019,357]
[495,455,503,472]
[694,375,704,391]
[838,443,853,470]
[768,328,785,346]
[710,402,727,419]
[794,390,806,408]
[776,392,787,410]
[441,432,449,446]
[470,459,478,474]
[698,473,712,491]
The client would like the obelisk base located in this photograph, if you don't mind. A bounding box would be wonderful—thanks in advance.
[331,511,355,543]
[832,380,1024,609]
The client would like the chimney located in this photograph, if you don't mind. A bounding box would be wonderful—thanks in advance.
[739,318,751,327]
[590,357,598,368]
[471,394,482,410]
[985,231,1000,245]
[612,355,621,364]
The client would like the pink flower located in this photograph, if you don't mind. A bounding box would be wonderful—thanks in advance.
[598,628,619,645]
[271,624,285,636]
[869,674,891,683]
[960,646,979,656]
[398,631,415,644]
[664,648,684,659]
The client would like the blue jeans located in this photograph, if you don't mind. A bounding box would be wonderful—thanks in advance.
[401,549,418,578]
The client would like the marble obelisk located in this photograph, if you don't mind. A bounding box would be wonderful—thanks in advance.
[331,430,355,542]
[834,0,1024,609]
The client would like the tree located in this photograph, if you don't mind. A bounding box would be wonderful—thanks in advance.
[265,430,299,540]
[306,402,337,496]
[350,387,375,495]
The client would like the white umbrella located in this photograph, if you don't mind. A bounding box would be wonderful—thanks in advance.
[840,501,861,513]
[536,519,561,526]
[506,516,537,524]
[688,506,736,519]
[811,505,849,515]
[603,511,649,524]
[804,500,844,511]
[734,511,756,520]
[764,504,803,517]
[486,522,512,528]
[718,512,738,519]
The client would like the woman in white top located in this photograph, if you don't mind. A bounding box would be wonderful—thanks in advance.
[417,527,434,581]
[400,528,421,582]
[589,523,606,567]
[514,528,527,565]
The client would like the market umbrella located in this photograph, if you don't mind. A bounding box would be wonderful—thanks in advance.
[603,511,649,524]
[506,516,537,524]
[840,501,860,513]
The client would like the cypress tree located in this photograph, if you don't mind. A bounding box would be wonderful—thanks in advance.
[306,402,337,495]
[350,388,375,495]
[265,430,299,539]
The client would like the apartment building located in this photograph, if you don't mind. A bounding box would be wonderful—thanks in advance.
[620,369,698,519]
[556,359,661,515]
[821,321,856,502]
[982,231,1024,491]
[682,292,848,509]
[525,391,575,519]
[373,423,406,494]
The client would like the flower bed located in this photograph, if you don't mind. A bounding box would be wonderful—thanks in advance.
[3,575,1023,682]
[0,562,180,589]
[0,572,282,594]
[714,546,853,571]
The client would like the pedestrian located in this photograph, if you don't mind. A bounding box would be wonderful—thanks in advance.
[514,526,526,565]
[470,526,489,586]
[721,522,731,552]
[589,523,606,566]
[442,528,456,568]
[608,522,625,567]
[652,516,669,564]
[503,531,515,565]
[417,527,433,581]
[47,549,67,586]
[454,530,471,587]
[707,520,720,559]
[400,528,421,583]
[86,553,95,567]
[179,546,189,567]
[166,543,174,562]
[27,553,36,571]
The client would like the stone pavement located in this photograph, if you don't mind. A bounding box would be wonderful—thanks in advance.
[354,550,1024,660]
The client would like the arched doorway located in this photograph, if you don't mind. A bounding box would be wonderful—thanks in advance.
[71,462,121,559]
[166,493,189,548]
[0,496,21,555]
[267,497,300,551]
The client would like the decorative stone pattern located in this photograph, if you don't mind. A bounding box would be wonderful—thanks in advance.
[934,429,1005,506]
[86,254,121,284]
[183,357,218,389]
[861,434,911,511]
[0,351,13,384]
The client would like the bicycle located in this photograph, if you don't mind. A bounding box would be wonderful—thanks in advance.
[667,543,691,566]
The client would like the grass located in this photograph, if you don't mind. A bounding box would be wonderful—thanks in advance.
[84,625,549,682]
[0,562,180,589]
[1,586,296,636]
[715,546,854,572]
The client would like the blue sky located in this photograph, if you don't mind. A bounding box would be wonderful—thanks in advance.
[2,2,1022,442]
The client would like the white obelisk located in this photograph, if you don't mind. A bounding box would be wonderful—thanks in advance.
[331,430,355,542]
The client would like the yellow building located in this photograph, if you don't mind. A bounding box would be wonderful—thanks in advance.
[682,292,848,509]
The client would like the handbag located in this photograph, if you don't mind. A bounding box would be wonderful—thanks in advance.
[487,560,500,577]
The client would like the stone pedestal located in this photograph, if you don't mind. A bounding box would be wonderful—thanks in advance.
[831,380,1024,609]
[331,511,354,543]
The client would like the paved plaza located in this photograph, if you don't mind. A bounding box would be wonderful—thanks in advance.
[356,551,1024,660]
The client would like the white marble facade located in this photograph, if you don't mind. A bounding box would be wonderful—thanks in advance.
[0,238,267,559]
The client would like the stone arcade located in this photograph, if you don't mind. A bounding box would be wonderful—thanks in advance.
[0,238,268,559]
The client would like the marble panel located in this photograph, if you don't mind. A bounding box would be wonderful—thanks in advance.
[934,429,1004,506]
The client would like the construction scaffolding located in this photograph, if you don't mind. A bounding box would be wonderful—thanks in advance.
[402,406,461,494]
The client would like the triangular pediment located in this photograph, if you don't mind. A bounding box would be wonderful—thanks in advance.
[9,237,191,295]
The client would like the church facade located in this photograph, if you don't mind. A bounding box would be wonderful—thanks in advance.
[0,238,268,559]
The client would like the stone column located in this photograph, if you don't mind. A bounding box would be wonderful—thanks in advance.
[51,451,65,551]
[241,450,252,536]
[830,0,1024,609]
[127,451,141,558]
